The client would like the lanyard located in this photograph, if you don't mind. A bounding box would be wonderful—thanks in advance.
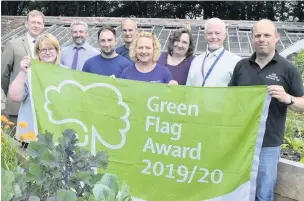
[201,49,225,86]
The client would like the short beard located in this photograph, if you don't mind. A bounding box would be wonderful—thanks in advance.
[207,44,223,52]
[101,49,115,56]
[73,38,85,45]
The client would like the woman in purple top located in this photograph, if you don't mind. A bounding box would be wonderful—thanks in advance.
[120,31,178,85]
[158,28,195,85]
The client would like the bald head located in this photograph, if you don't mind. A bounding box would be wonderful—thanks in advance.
[121,18,138,46]
[253,19,277,35]
[121,18,137,29]
[252,19,279,57]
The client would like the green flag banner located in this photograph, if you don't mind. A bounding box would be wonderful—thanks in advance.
[29,60,271,201]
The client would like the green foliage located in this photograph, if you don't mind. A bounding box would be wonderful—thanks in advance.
[91,174,132,201]
[1,167,27,201]
[1,134,18,171]
[1,119,18,171]
[285,110,304,138]
[295,49,304,77]
[284,110,304,163]
[2,1,304,22]
[4,129,133,200]
[284,136,304,154]
[281,143,289,150]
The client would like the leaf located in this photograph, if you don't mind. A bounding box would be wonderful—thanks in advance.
[27,164,46,184]
[63,129,78,144]
[89,151,109,169]
[37,131,54,149]
[45,197,56,201]
[29,196,41,201]
[300,157,304,164]
[40,149,59,168]
[1,168,15,201]
[27,183,45,199]
[90,173,104,186]
[93,184,116,201]
[57,129,78,152]
[13,183,22,198]
[281,144,289,150]
[53,168,62,179]
[27,143,46,158]
[56,189,77,201]
[71,171,92,186]
[14,168,27,193]
[118,181,132,201]
[97,173,119,196]
[87,195,98,201]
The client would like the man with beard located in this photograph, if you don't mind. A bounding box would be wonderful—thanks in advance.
[116,18,138,62]
[2,10,45,124]
[186,18,241,87]
[61,21,99,70]
[82,26,132,77]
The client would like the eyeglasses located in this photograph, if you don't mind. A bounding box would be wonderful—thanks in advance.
[39,47,56,54]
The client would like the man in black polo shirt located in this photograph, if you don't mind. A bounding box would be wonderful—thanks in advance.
[229,19,304,201]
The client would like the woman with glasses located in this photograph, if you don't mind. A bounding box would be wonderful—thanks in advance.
[8,33,64,139]
[120,31,177,85]
[157,28,195,85]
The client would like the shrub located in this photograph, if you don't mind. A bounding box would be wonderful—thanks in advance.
[1,129,132,201]
[1,115,18,171]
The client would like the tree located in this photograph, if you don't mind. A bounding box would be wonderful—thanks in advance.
[1,0,304,21]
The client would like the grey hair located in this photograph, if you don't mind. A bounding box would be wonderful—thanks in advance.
[70,20,88,31]
[204,18,226,34]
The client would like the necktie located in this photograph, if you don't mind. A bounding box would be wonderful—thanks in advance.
[71,47,82,70]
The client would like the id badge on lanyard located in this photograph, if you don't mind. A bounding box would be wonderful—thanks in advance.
[201,49,225,86]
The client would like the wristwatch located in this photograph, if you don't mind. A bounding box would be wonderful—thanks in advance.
[286,95,295,106]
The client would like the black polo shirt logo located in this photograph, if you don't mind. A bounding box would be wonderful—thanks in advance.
[265,73,280,82]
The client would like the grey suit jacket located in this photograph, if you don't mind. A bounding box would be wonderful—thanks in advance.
[1,35,32,116]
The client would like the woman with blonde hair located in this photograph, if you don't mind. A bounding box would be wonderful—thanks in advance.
[120,31,178,85]
[8,33,64,139]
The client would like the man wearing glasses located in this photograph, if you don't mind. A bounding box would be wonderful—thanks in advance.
[1,10,45,124]
[61,21,99,71]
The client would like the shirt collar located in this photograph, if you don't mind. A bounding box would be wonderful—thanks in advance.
[73,41,90,50]
[124,44,129,50]
[249,50,279,63]
[26,32,36,43]
[206,46,224,58]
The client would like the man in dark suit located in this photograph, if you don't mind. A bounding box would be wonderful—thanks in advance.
[1,10,45,124]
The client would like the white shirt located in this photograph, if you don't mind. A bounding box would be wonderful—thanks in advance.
[186,47,241,87]
[26,33,36,57]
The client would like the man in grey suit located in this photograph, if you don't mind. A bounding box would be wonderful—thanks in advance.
[61,21,99,71]
[1,10,45,124]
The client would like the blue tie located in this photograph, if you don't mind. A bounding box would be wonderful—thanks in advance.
[71,47,82,70]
